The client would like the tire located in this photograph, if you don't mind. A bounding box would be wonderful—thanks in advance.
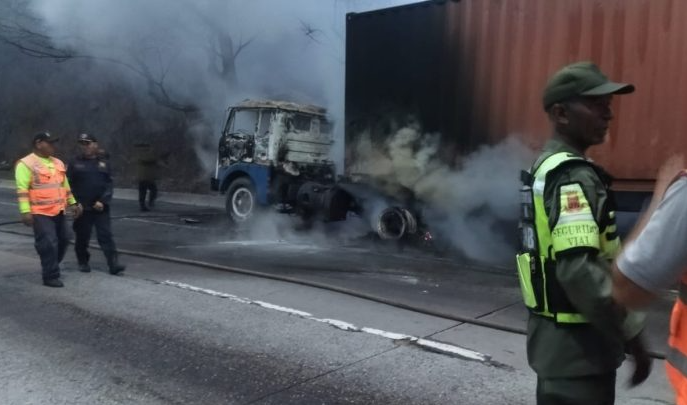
[225,177,257,224]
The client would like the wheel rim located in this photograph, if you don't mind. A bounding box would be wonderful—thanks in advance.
[231,187,254,220]
[376,207,406,240]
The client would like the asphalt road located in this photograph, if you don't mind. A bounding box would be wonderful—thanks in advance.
[0,188,672,351]
[0,187,676,404]
[0,232,673,404]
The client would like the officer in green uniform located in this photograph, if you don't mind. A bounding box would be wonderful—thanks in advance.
[516,62,651,404]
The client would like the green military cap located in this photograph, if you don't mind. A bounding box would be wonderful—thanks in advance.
[542,61,634,110]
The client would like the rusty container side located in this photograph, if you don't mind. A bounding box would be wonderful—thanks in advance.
[345,0,687,183]
[446,0,687,183]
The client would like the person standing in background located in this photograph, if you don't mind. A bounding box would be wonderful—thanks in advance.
[135,142,161,212]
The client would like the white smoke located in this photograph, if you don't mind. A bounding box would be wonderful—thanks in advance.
[350,122,536,265]
[26,0,424,174]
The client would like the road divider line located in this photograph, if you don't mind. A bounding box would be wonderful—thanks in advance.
[161,280,491,364]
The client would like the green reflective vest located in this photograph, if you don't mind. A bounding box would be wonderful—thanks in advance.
[516,152,621,324]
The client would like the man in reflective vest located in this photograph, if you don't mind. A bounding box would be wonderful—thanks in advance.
[517,62,650,404]
[15,132,82,287]
[612,162,687,404]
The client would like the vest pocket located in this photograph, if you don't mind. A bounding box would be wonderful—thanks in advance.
[516,253,545,312]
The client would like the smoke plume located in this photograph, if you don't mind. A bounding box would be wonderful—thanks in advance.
[349,122,536,265]
[4,0,422,175]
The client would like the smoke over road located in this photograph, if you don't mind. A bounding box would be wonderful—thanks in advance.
[3,0,421,174]
[349,121,536,265]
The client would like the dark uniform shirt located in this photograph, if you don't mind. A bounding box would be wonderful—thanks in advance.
[67,155,113,210]
[527,138,645,378]
[136,149,160,182]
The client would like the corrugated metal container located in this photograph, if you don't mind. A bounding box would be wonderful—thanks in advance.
[346,0,687,188]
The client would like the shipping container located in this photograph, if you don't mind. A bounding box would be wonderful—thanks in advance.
[345,0,687,193]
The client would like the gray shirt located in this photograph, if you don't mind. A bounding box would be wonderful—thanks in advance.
[617,178,687,291]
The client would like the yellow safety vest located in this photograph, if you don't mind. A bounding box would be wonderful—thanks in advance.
[516,152,620,324]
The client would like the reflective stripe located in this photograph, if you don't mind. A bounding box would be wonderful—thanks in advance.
[30,183,62,190]
[532,152,585,196]
[667,346,687,377]
[556,212,595,225]
[30,199,65,206]
[556,312,588,323]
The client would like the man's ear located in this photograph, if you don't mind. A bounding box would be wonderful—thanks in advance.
[549,103,569,125]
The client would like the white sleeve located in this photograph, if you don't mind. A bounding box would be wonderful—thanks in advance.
[617,178,687,292]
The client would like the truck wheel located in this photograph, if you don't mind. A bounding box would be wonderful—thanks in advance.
[226,177,257,224]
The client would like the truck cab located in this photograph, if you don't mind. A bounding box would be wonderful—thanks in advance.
[211,100,342,223]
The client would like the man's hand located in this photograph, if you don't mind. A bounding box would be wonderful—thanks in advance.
[93,201,104,212]
[21,213,33,227]
[626,333,652,387]
[70,203,83,219]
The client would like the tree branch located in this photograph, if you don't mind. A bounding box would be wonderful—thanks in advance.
[233,35,256,58]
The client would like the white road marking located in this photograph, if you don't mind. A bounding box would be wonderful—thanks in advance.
[0,201,17,207]
[161,280,491,363]
[415,338,487,361]
[360,327,413,341]
[252,301,313,317]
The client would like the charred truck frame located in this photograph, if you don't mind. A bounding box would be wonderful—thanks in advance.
[210,99,425,242]
[211,100,351,224]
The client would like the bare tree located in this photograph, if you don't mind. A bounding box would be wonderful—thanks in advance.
[187,3,254,94]
[0,0,200,114]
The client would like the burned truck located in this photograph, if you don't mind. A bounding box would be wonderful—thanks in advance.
[210,99,426,242]
[210,100,352,224]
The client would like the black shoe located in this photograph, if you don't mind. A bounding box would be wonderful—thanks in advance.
[43,279,64,288]
[140,206,150,212]
[148,200,155,209]
[109,264,126,275]
[78,263,91,273]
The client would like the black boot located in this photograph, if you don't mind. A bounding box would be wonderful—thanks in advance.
[43,278,64,288]
[108,255,126,275]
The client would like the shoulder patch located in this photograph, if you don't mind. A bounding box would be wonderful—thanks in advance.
[560,184,588,214]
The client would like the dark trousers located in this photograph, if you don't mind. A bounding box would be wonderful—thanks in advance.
[73,208,118,266]
[138,180,157,208]
[536,372,616,405]
[32,213,69,281]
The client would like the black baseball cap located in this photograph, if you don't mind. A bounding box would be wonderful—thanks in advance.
[77,133,98,143]
[542,61,635,110]
[33,132,59,144]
